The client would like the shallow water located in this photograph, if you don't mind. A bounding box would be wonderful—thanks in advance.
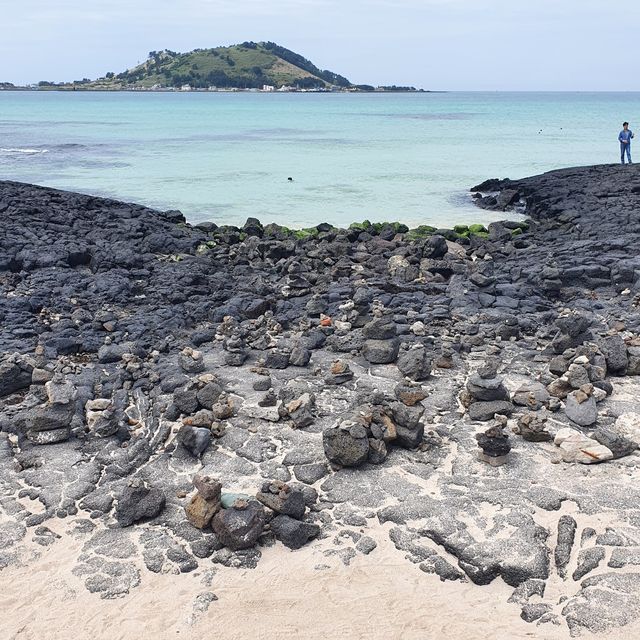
[0,91,637,227]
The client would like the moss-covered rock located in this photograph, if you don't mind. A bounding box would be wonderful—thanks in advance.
[195,240,217,255]
[294,227,320,240]
[263,223,291,238]
[406,225,437,240]
[349,220,373,232]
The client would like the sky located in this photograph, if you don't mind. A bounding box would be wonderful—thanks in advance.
[2,0,640,90]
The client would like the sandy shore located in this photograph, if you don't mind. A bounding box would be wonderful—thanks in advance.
[3,513,636,640]
[0,521,551,640]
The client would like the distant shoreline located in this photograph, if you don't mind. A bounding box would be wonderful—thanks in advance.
[0,87,437,94]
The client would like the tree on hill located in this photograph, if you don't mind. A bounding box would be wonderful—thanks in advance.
[261,42,351,87]
[295,77,325,89]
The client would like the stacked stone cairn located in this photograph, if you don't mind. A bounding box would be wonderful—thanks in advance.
[514,412,552,442]
[185,474,222,529]
[465,359,514,422]
[173,374,230,455]
[322,381,427,467]
[217,316,249,366]
[184,474,319,551]
[256,480,320,549]
[476,420,511,466]
[361,315,400,365]
[538,324,640,464]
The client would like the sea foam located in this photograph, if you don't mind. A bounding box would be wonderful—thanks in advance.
[0,148,48,154]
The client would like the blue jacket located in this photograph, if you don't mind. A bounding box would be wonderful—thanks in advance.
[620,129,634,143]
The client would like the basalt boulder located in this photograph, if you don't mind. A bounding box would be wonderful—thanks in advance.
[323,421,370,467]
[211,500,266,551]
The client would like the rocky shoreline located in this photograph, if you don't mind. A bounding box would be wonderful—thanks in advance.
[2,164,640,637]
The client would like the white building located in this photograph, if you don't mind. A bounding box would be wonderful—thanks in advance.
[262,85,275,92]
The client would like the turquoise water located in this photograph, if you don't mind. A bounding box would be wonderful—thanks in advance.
[0,91,638,227]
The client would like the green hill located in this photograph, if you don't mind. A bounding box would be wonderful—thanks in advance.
[54,42,354,90]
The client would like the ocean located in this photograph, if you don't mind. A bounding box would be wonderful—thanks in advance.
[0,91,637,228]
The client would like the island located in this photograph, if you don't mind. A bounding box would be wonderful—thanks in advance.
[2,42,424,93]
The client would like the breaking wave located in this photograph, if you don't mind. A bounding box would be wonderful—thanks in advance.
[0,147,49,155]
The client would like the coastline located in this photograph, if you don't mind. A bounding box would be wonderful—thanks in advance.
[0,86,432,93]
[3,164,640,638]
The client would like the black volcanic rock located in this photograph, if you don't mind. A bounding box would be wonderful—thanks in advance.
[3,164,640,633]
[115,480,166,527]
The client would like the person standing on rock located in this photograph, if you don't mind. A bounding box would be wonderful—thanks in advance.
[619,122,634,164]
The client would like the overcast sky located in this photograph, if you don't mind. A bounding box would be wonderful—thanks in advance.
[2,0,639,90]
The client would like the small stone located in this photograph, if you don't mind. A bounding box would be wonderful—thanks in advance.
[211,501,265,551]
[476,423,511,460]
[258,390,278,407]
[186,493,220,529]
[270,515,320,550]
[512,383,550,410]
[179,348,205,374]
[356,536,377,555]
[325,360,354,385]
[367,438,388,464]
[521,603,552,623]
[178,425,212,457]
[599,334,628,374]
[573,547,605,581]
[256,481,306,520]
[45,379,77,405]
[193,475,222,502]
[253,376,272,391]
[573,389,589,404]
[265,349,290,369]
[477,359,499,379]
[564,391,597,427]
[397,344,432,381]
[362,338,400,365]
[592,428,638,459]
[289,344,311,367]
[468,400,514,421]
[547,377,573,399]
[323,421,370,467]
[556,515,577,578]
[410,321,427,336]
[394,383,428,407]
[363,317,397,340]
[478,451,509,466]
[220,493,252,509]
[183,409,215,428]
[196,382,224,410]
[115,480,166,527]
[567,364,590,389]
[556,430,613,464]
[549,356,569,376]
[467,373,510,402]
[516,413,551,442]
[293,463,328,485]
